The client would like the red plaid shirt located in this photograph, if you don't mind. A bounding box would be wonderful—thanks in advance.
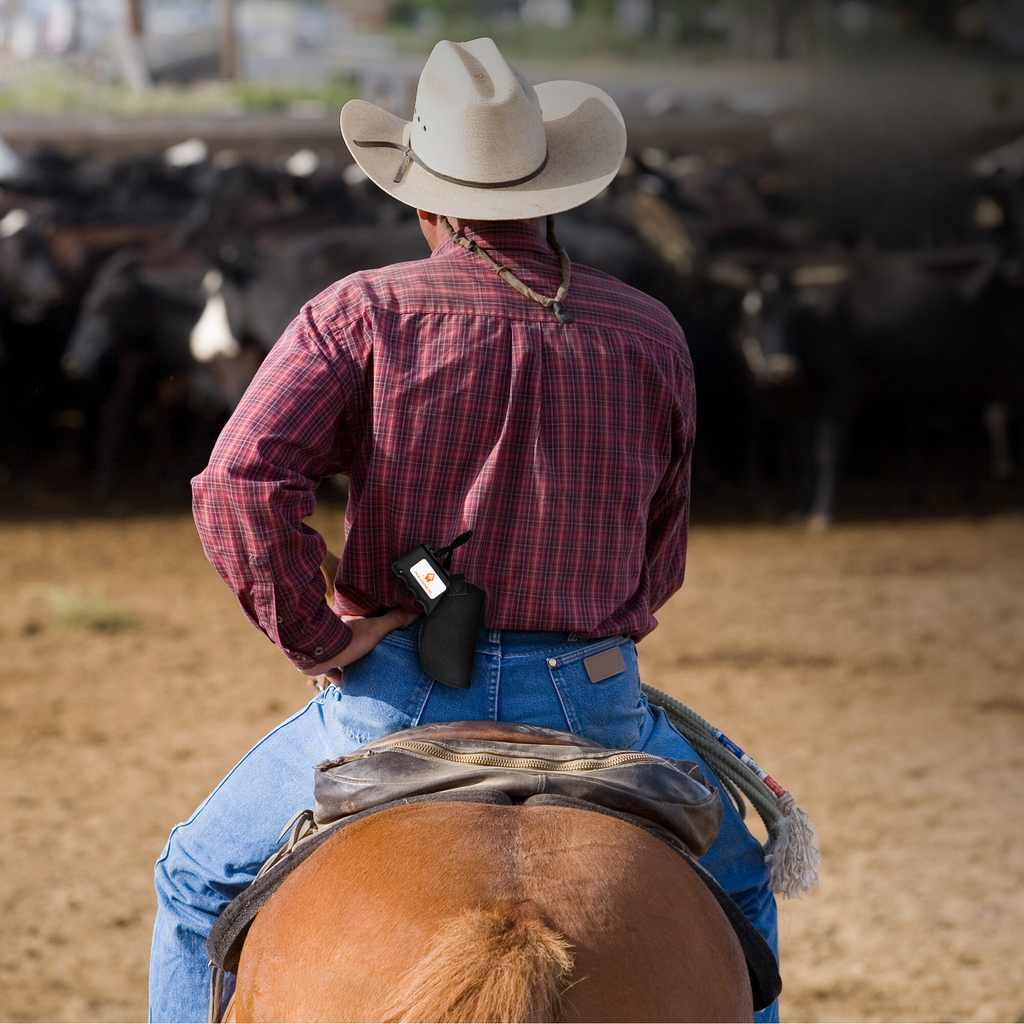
[192,220,695,675]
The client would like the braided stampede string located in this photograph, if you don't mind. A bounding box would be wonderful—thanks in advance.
[641,684,821,899]
[440,214,574,324]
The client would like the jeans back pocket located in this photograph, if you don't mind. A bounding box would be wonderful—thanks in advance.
[546,637,644,750]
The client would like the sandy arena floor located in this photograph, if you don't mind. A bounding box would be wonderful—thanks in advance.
[0,508,1021,1023]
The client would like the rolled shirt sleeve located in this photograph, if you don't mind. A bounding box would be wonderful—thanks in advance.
[191,300,369,675]
[644,343,696,616]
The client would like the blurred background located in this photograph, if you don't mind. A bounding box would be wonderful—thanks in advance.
[2,5,1024,1024]
[1,0,1024,521]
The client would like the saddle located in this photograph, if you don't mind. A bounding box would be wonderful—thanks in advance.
[208,722,781,1011]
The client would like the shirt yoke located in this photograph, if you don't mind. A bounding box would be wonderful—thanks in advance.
[305,249,690,372]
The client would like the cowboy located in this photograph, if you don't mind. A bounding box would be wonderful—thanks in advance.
[150,38,779,1022]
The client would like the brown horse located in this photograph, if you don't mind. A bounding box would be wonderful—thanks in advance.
[223,799,754,1022]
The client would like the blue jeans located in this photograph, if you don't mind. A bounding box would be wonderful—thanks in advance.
[150,624,779,1022]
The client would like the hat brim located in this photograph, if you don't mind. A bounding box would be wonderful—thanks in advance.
[341,80,626,220]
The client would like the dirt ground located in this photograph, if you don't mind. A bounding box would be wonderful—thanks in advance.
[0,507,1022,1023]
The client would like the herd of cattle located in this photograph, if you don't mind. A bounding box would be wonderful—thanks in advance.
[1,132,1022,523]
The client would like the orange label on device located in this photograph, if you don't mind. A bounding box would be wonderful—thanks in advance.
[410,559,447,599]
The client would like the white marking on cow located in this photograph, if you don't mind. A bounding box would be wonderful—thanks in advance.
[0,133,23,181]
[286,149,320,178]
[190,270,241,362]
[0,208,29,238]
[342,162,368,186]
[165,138,208,168]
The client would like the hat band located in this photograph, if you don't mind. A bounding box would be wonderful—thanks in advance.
[354,139,549,189]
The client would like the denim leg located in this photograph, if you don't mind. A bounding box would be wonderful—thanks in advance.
[636,701,780,1023]
[150,632,439,1022]
[149,690,358,1022]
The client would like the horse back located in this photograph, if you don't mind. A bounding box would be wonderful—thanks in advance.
[230,800,753,1023]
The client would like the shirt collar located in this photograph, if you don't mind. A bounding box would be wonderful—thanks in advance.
[431,219,553,265]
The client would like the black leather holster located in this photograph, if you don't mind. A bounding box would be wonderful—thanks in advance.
[392,532,485,689]
[417,572,485,688]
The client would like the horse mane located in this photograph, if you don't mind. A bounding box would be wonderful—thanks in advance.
[380,904,574,1023]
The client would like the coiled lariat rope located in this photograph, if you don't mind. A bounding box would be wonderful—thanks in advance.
[642,683,820,899]
[439,214,574,324]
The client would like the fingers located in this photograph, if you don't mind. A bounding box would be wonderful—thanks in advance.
[320,550,340,608]
[338,616,390,664]
[328,608,422,668]
[362,607,420,645]
[306,605,423,685]
[340,607,420,628]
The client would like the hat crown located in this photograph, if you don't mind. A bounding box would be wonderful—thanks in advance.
[410,38,547,186]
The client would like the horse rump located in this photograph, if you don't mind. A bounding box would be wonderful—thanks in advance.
[227,801,755,1023]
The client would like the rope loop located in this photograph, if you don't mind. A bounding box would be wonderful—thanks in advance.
[641,683,820,899]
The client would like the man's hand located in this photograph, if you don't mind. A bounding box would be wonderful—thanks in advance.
[337,607,421,663]
[311,608,421,688]
[313,549,420,687]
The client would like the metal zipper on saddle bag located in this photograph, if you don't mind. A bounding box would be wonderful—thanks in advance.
[338,740,667,772]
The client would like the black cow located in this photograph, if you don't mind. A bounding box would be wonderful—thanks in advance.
[726,245,999,525]
[215,219,429,353]
[0,207,80,483]
[967,143,1024,508]
[61,248,233,503]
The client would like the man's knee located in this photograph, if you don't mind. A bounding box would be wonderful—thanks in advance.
[154,820,234,920]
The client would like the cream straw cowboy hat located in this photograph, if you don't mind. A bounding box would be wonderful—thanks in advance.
[340,37,626,220]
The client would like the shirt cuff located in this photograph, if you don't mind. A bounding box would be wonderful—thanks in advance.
[289,617,353,676]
